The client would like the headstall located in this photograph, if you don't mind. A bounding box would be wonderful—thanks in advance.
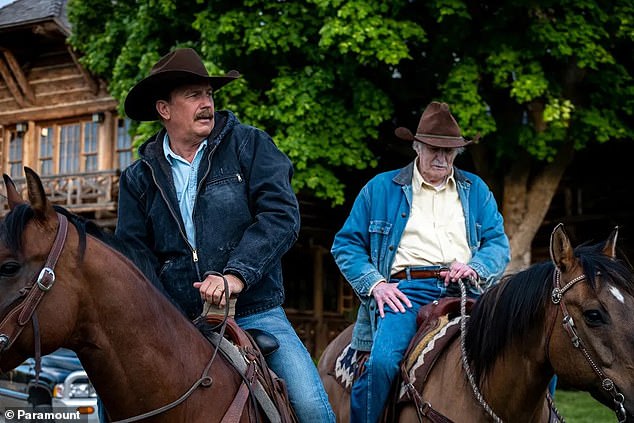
[551,269,627,423]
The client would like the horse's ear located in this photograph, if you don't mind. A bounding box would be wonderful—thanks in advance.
[3,173,27,210]
[550,223,575,272]
[602,226,619,258]
[23,167,55,220]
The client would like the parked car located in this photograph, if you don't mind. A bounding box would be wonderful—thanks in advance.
[0,348,98,422]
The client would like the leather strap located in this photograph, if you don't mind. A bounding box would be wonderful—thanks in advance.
[391,268,445,280]
[0,213,68,352]
[222,361,257,422]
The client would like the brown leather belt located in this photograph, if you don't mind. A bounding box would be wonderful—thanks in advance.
[391,269,445,280]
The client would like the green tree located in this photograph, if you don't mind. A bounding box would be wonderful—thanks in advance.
[68,0,633,269]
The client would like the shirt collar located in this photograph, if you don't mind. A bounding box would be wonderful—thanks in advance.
[413,159,455,192]
[163,133,207,164]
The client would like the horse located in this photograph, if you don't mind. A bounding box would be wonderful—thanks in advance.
[318,224,634,422]
[0,168,294,422]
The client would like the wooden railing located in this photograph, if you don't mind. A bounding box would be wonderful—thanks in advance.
[1,170,119,216]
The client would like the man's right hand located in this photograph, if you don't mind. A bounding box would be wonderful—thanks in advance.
[194,273,244,308]
[371,281,412,318]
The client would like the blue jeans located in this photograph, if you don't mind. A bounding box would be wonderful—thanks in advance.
[350,277,444,423]
[237,306,336,423]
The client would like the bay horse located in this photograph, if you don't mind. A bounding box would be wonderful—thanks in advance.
[0,168,293,422]
[319,224,634,422]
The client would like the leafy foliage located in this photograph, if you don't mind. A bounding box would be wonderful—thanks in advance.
[68,0,633,205]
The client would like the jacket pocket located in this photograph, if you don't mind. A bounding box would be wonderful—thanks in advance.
[205,173,244,187]
[201,172,249,216]
[368,220,392,265]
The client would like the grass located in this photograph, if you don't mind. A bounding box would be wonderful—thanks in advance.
[554,390,616,422]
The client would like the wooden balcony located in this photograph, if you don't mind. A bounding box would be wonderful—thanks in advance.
[1,170,119,221]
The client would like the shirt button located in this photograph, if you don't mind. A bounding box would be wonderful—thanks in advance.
[389,245,394,251]
[401,212,406,217]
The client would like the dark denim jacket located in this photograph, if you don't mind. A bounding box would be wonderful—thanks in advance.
[115,111,300,319]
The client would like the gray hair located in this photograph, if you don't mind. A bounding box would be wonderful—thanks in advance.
[412,141,465,156]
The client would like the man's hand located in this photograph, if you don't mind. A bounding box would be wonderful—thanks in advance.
[194,273,244,308]
[439,261,478,286]
[372,281,412,318]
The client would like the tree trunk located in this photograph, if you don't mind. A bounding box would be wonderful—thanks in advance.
[502,141,575,272]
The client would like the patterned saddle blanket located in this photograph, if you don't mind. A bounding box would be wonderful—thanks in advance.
[330,298,472,396]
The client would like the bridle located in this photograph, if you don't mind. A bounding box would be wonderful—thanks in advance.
[551,268,627,423]
[459,267,629,423]
[0,211,228,422]
[0,212,68,381]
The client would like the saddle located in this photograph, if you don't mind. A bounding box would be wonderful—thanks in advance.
[329,298,474,422]
[201,313,297,423]
[399,298,473,403]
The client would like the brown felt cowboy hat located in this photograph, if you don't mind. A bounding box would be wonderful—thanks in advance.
[394,101,477,148]
[124,48,240,121]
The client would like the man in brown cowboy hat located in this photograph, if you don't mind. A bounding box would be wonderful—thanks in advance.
[115,48,335,422]
[331,101,510,422]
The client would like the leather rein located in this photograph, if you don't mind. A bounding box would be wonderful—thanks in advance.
[551,269,627,423]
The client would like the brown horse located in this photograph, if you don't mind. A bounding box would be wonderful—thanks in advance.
[319,225,634,422]
[0,168,293,422]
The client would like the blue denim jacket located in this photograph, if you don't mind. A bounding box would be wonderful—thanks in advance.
[331,162,510,350]
[116,111,300,319]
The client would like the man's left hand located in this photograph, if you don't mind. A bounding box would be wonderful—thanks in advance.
[439,261,478,286]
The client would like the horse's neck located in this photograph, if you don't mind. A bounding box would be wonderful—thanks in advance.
[482,341,554,421]
[421,333,553,422]
[71,239,215,415]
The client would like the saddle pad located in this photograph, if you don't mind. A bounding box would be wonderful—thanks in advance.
[331,344,363,393]
[398,315,462,401]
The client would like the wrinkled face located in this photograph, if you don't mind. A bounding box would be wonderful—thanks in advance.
[415,142,459,186]
[156,81,215,143]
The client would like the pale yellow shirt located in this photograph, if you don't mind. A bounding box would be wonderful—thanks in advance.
[390,162,471,275]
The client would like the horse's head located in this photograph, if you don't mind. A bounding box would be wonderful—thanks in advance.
[548,223,634,420]
[0,168,78,371]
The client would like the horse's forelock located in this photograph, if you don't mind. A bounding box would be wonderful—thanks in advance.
[1,203,35,254]
[576,242,634,295]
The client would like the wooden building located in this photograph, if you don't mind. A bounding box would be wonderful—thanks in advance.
[0,0,352,357]
[0,0,131,228]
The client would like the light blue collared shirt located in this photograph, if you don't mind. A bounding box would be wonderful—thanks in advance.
[163,134,207,248]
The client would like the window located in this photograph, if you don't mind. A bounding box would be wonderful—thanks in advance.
[37,119,102,175]
[59,123,80,173]
[8,131,23,178]
[83,122,98,171]
[39,127,54,176]
[116,118,133,169]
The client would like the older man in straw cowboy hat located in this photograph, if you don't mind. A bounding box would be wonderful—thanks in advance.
[332,101,510,422]
[114,48,335,422]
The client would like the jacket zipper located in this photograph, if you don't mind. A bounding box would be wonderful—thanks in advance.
[144,160,201,275]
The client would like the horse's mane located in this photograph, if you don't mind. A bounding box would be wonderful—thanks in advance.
[1,204,164,296]
[465,241,634,384]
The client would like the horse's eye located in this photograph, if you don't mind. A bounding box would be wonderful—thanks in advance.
[583,309,606,327]
[0,261,21,277]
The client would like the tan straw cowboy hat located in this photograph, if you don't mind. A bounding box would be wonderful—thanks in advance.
[124,48,240,121]
[394,101,476,148]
